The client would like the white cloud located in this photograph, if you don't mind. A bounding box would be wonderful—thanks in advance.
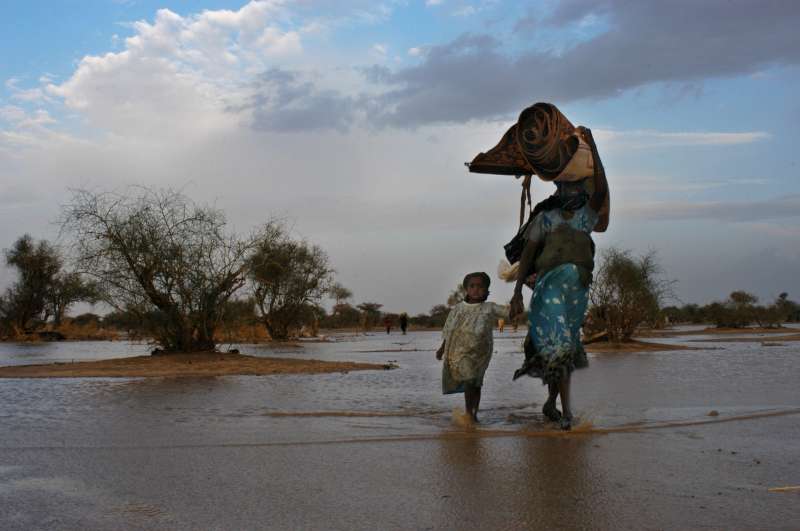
[45,2,303,137]
[371,43,388,56]
[426,0,444,6]
[453,5,477,17]
[408,47,423,57]
[594,129,770,149]
[0,105,27,123]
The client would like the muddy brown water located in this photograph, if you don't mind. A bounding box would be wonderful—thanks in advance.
[1,326,799,529]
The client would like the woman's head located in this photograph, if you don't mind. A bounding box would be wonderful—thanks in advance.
[555,179,589,211]
[462,272,490,303]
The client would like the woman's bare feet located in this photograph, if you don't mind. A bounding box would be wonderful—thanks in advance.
[542,401,562,422]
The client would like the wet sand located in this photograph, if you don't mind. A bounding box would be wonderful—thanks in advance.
[0,338,681,378]
[689,333,800,343]
[637,326,793,337]
[0,352,392,378]
[585,339,695,353]
[0,341,692,378]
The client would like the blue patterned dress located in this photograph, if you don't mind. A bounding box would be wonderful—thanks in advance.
[519,204,597,385]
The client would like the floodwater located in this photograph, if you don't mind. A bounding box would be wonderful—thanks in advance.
[1,327,799,530]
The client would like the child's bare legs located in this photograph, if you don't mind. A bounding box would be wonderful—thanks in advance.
[464,383,482,422]
[558,374,573,430]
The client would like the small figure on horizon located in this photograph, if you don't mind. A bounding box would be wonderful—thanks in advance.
[384,315,393,334]
[399,313,408,335]
[436,272,506,423]
[497,318,505,333]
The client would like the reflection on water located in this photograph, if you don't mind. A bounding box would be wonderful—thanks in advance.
[1,328,799,449]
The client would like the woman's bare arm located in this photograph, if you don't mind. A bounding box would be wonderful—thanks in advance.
[510,236,541,319]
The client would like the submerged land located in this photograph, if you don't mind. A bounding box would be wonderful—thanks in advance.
[2,325,799,378]
[0,351,392,378]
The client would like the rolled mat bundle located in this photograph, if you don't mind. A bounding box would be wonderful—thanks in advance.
[467,102,610,232]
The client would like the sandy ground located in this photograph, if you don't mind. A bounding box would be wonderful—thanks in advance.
[584,339,694,353]
[0,352,393,378]
[636,326,794,337]
[688,333,800,343]
[0,337,683,378]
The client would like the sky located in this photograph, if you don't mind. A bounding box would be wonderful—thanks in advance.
[1,0,799,315]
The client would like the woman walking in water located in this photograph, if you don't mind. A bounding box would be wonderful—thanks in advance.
[468,103,610,430]
[509,176,602,430]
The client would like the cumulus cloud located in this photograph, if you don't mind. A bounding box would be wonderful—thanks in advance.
[368,0,800,126]
[45,2,302,137]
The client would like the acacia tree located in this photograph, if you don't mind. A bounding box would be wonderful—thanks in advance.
[248,236,335,340]
[356,302,383,332]
[589,248,674,341]
[0,235,97,336]
[329,283,352,306]
[62,187,277,352]
[326,283,359,328]
[47,271,101,326]
[0,235,61,334]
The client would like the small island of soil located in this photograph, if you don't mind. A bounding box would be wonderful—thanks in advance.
[585,339,695,353]
[0,352,394,379]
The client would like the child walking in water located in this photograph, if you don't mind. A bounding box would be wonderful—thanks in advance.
[436,272,507,422]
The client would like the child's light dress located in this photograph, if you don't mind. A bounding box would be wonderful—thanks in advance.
[441,301,506,394]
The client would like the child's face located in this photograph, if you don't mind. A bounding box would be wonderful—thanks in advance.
[466,278,488,301]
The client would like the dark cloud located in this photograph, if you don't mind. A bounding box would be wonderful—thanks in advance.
[368,0,800,126]
[366,34,523,127]
[243,68,356,133]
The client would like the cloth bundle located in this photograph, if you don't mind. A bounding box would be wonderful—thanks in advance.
[467,102,609,233]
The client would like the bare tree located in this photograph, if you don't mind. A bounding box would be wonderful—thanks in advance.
[249,236,335,340]
[61,187,276,352]
[589,248,674,342]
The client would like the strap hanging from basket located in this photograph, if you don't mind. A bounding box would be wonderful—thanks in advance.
[518,174,532,227]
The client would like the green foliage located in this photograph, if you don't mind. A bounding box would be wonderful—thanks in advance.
[427,304,451,328]
[659,292,799,327]
[0,234,97,336]
[249,235,335,340]
[322,302,361,328]
[589,247,674,341]
[356,302,383,331]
